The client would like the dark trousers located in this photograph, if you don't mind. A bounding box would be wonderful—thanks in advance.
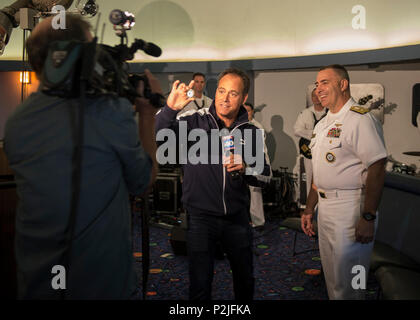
[186,210,254,300]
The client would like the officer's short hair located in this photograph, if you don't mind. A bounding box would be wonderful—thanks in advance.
[320,64,350,83]
[218,68,250,96]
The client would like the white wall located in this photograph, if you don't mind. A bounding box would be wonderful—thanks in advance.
[254,64,420,173]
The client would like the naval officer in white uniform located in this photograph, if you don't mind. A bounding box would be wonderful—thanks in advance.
[294,88,327,196]
[300,64,388,300]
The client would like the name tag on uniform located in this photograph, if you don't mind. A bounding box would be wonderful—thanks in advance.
[327,127,341,138]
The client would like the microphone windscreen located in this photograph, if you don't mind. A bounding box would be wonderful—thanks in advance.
[144,42,162,57]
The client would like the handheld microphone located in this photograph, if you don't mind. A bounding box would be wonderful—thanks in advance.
[222,135,240,179]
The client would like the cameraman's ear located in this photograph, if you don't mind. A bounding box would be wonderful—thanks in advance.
[145,69,163,95]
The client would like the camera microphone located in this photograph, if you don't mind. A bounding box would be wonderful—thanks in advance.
[132,39,162,57]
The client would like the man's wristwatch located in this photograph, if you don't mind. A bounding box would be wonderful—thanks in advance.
[302,208,314,216]
[362,212,376,221]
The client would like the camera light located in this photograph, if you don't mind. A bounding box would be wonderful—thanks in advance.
[123,12,135,29]
[109,9,135,30]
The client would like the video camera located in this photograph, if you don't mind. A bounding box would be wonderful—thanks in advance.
[41,8,165,107]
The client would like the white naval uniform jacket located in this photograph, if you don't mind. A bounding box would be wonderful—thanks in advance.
[294,105,326,141]
[309,98,387,191]
[249,118,269,227]
[309,97,387,300]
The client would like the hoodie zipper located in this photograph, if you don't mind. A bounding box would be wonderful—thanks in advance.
[208,110,250,215]
[222,121,250,215]
[207,113,228,213]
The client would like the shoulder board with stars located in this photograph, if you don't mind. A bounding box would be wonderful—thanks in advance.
[350,106,370,115]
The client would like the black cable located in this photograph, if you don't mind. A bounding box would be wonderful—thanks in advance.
[61,80,86,300]
[60,38,98,299]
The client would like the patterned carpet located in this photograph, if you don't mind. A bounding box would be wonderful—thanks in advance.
[131,212,379,300]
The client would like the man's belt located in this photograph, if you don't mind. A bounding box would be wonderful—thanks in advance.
[318,188,363,199]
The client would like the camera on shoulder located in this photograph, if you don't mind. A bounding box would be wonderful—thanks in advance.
[40,8,163,108]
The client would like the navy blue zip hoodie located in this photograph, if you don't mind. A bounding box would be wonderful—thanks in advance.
[155,102,272,216]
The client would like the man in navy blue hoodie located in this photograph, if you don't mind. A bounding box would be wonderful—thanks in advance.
[156,68,271,300]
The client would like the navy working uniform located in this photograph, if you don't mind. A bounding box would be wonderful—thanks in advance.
[156,102,271,300]
[309,97,387,299]
[4,92,152,299]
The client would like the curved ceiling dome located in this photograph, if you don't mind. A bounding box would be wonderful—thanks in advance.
[1,0,419,62]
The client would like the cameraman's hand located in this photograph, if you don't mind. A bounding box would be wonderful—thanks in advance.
[134,69,161,194]
[144,69,163,96]
[0,25,6,54]
[134,69,162,115]
[167,79,195,111]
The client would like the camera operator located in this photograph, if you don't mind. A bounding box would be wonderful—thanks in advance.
[3,14,159,299]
